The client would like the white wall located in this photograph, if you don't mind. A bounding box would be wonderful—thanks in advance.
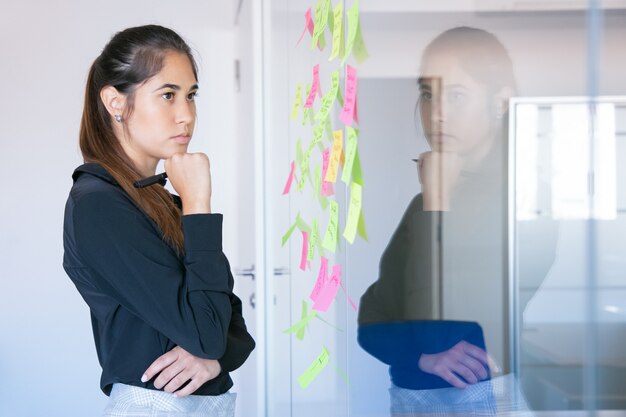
[0,1,242,416]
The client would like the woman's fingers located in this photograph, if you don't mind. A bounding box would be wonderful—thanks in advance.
[142,346,181,383]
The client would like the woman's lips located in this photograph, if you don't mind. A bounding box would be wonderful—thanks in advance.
[172,135,191,145]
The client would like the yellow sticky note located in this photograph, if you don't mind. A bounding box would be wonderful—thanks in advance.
[341,127,358,184]
[343,0,360,63]
[298,346,330,389]
[328,2,344,61]
[291,82,302,121]
[322,200,339,253]
[343,182,362,244]
[324,130,343,183]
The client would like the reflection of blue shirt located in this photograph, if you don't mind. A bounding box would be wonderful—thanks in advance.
[358,320,488,390]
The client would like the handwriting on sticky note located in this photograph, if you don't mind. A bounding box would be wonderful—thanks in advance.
[307,219,318,262]
[343,182,362,244]
[290,83,302,120]
[339,65,358,126]
[324,130,343,183]
[343,0,360,63]
[329,2,344,61]
[321,147,334,196]
[312,264,341,311]
[304,65,320,108]
[322,200,339,253]
[310,256,328,302]
[298,346,330,389]
[341,127,358,184]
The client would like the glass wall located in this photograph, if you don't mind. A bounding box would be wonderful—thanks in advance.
[259,1,626,416]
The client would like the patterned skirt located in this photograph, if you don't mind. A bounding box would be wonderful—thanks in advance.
[389,373,534,417]
[102,383,236,417]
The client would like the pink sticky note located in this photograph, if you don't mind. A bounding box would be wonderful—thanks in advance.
[321,148,334,196]
[312,264,341,312]
[353,93,359,125]
[339,65,358,126]
[282,161,296,195]
[304,65,320,108]
[300,231,309,271]
[309,256,328,302]
[296,8,313,47]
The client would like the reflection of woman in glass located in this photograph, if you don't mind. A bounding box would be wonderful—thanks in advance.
[358,27,556,416]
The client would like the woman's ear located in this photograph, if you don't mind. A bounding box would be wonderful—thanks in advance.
[493,86,514,119]
[100,86,126,121]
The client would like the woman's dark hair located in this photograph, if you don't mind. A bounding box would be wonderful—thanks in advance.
[421,26,517,95]
[80,25,198,253]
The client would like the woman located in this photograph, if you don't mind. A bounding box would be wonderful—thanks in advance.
[358,27,557,416]
[63,25,254,416]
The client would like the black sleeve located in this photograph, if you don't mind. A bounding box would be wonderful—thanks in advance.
[219,291,256,372]
[358,194,441,326]
[72,190,232,360]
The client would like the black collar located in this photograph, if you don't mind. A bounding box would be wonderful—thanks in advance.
[72,163,168,187]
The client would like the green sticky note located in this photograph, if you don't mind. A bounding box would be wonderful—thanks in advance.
[333,364,351,385]
[357,206,368,241]
[283,300,317,341]
[307,218,318,262]
[341,127,358,184]
[343,0,360,64]
[343,182,362,244]
[352,23,369,63]
[302,84,312,126]
[291,82,302,121]
[328,2,344,61]
[327,0,334,34]
[325,115,334,143]
[298,346,330,389]
[322,200,339,253]
[296,214,312,234]
[311,0,331,50]
[314,219,325,256]
[281,215,299,246]
[352,146,363,185]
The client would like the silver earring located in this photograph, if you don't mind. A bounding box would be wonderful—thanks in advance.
[114,114,123,123]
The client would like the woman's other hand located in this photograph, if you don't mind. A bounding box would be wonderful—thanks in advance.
[141,346,222,397]
[418,340,489,389]
[418,151,462,211]
[164,152,212,215]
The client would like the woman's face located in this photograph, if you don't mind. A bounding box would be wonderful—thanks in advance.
[122,51,198,170]
[418,50,498,158]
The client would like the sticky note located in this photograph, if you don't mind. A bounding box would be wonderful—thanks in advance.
[302,84,311,126]
[304,65,320,108]
[339,65,358,126]
[290,83,302,121]
[321,147,334,196]
[298,346,330,389]
[324,130,343,183]
[307,218,318,262]
[352,16,369,63]
[311,0,331,50]
[314,164,329,209]
[341,127,358,184]
[352,146,363,185]
[315,70,339,123]
[282,161,296,195]
[357,205,368,241]
[296,8,313,47]
[343,0,360,64]
[310,256,328,302]
[283,300,317,341]
[313,264,341,311]
[328,2,344,61]
[322,200,339,253]
[343,182,362,244]
[296,214,312,234]
[282,215,298,246]
[300,231,309,271]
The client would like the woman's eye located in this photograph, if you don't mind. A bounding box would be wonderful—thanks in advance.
[162,92,174,101]
[420,91,433,101]
[448,91,467,104]
[187,92,198,101]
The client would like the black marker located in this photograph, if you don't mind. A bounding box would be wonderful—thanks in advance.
[133,172,168,188]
